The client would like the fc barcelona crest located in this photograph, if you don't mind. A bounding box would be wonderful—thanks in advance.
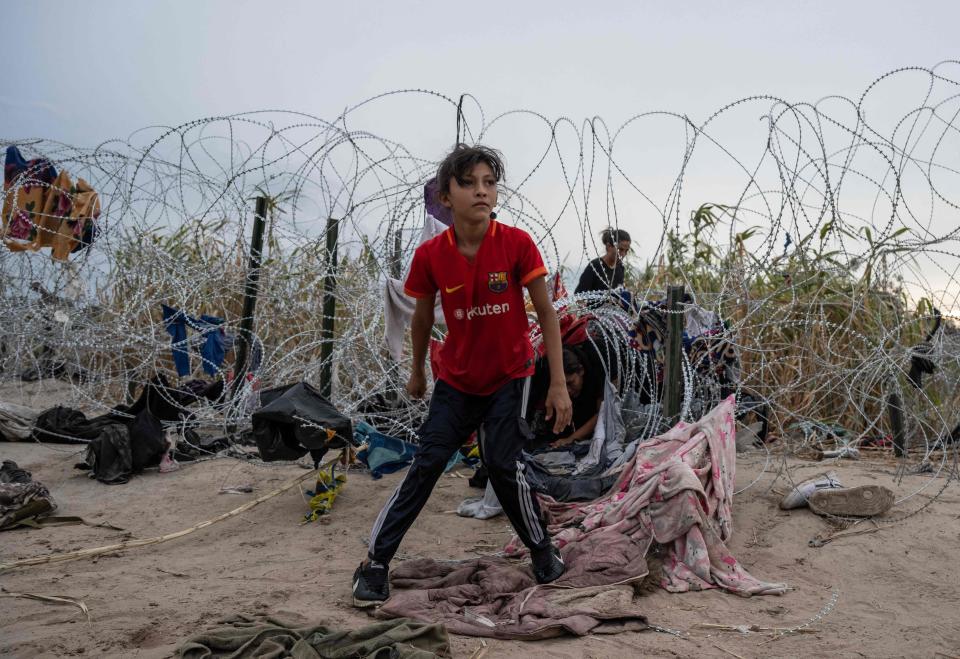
[488,271,508,293]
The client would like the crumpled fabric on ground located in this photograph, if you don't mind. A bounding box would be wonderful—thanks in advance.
[506,395,787,597]
[70,375,201,483]
[356,421,417,479]
[457,481,503,519]
[303,464,347,523]
[523,458,619,503]
[377,536,650,640]
[529,450,576,473]
[0,460,57,529]
[81,424,135,484]
[462,458,617,512]
[32,406,109,444]
[355,421,463,480]
[177,612,450,658]
[172,428,232,462]
[0,400,39,440]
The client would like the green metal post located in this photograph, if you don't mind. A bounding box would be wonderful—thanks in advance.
[663,285,685,426]
[319,217,339,399]
[232,196,266,397]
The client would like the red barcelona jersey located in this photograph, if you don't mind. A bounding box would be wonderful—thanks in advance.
[404,220,548,395]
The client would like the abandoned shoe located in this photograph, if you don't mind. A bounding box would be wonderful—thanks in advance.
[352,560,389,608]
[531,544,565,584]
[158,451,180,473]
[808,485,894,517]
[779,471,842,510]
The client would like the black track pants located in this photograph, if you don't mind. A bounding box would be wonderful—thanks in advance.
[368,377,550,563]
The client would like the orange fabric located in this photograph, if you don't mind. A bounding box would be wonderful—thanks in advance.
[3,169,100,261]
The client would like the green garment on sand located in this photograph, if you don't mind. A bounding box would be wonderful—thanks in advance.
[177,614,450,659]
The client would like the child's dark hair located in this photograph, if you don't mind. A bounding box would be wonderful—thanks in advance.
[601,227,631,245]
[562,346,584,375]
[435,143,505,199]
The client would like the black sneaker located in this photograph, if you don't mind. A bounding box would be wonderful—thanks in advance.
[531,544,565,584]
[352,560,389,608]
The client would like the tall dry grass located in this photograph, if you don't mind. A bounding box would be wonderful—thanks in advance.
[627,204,958,443]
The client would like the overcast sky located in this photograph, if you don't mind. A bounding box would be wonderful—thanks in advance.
[5,0,958,143]
[5,1,960,307]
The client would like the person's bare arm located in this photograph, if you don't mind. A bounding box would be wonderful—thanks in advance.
[407,295,435,398]
[552,411,599,447]
[527,276,572,432]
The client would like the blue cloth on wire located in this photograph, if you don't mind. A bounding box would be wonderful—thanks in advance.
[160,304,226,376]
[5,145,58,183]
[355,422,462,479]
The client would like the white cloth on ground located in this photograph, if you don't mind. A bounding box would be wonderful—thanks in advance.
[457,481,503,519]
[0,400,40,440]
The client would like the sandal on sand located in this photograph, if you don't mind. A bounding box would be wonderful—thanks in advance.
[808,485,894,517]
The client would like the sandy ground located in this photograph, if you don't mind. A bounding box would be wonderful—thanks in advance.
[2,386,960,658]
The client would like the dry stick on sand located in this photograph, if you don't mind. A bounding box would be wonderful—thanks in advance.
[468,640,489,659]
[712,645,745,659]
[696,623,818,635]
[0,453,340,573]
[0,587,91,621]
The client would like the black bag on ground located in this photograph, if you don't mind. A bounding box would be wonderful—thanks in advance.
[82,425,134,484]
[72,375,198,483]
[252,382,352,463]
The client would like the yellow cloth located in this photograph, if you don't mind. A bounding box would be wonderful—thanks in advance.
[302,465,347,523]
[3,169,100,261]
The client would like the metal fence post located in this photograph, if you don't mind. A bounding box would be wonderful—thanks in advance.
[231,196,267,396]
[663,284,685,426]
[888,390,906,457]
[319,217,339,399]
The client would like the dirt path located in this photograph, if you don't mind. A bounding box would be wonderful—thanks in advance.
[2,421,959,657]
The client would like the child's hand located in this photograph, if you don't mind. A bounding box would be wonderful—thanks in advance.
[406,370,427,399]
[544,382,572,434]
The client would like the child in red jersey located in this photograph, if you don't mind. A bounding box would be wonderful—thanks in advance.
[353,144,573,607]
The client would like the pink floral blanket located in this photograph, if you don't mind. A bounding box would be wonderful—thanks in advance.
[505,394,786,596]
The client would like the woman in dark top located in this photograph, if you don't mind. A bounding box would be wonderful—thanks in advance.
[575,228,631,294]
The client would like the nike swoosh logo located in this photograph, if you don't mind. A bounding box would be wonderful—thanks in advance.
[444,284,464,294]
